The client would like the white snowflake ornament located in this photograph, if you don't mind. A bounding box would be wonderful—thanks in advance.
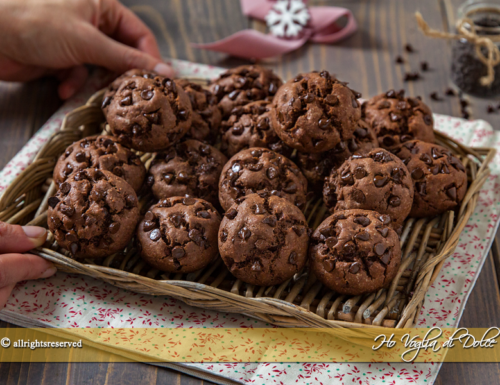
[265,0,310,38]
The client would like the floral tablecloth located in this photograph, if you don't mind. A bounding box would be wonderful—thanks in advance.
[1,59,500,385]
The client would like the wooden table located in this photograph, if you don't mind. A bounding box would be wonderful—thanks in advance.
[1,1,500,384]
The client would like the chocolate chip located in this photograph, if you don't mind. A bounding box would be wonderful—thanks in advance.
[150,229,161,241]
[341,172,354,186]
[189,229,203,245]
[288,252,297,264]
[197,210,211,219]
[318,118,331,130]
[171,246,185,259]
[283,184,297,194]
[325,237,338,249]
[65,147,73,157]
[390,112,401,122]
[411,168,424,180]
[183,197,196,206]
[420,153,433,165]
[379,215,391,225]
[220,230,228,242]
[343,241,356,254]
[349,262,360,274]
[247,163,263,172]
[389,196,401,207]
[429,164,440,175]
[238,227,251,240]
[325,95,339,105]
[352,189,365,203]
[378,101,391,109]
[447,186,457,200]
[178,110,189,120]
[145,211,155,221]
[386,90,397,98]
[374,243,386,256]
[323,259,334,272]
[423,114,433,125]
[355,231,370,241]
[109,222,120,234]
[354,216,371,227]
[415,182,427,195]
[440,164,450,174]
[228,90,239,100]
[266,166,278,179]
[373,174,388,188]
[75,152,86,162]
[140,89,154,100]
[354,167,366,179]
[66,231,78,243]
[292,226,305,236]
[70,243,79,255]
[177,172,190,184]
[377,227,389,238]
[60,182,71,194]
[320,70,330,79]
[268,83,278,95]
[232,163,242,173]
[126,194,137,207]
[262,216,277,227]
[120,96,132,106]
[143,220,156,231]
[113,166,123,177]
[251,261,262,272]
[144,112,160,124]
[445,88,456,96]
[61,205,75,217]
[449,156,465,172]
[163,173,174,184]
[48,197,60,208]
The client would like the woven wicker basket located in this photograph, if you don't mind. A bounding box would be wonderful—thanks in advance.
[0,86,495,329]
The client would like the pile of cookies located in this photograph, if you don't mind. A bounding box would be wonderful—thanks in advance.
[47,66,468,297]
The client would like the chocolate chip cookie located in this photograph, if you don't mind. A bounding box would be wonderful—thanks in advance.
[102,69,159,113]
[47,169,140,258]
[218,148,308,212]
[103,74,193,152]
[310,209,401,295]
[137,197,221,273]
[209,65,283,117]
[175,79,222,144]
[219,194,309,286]
[391,140,468,217]
[270,71,362,153]
[296,119,379,192]
[323,148,414,232]
[54,135,146,193]
[362,89,435,149]
[220,100,292,158]
[147,139,227,206]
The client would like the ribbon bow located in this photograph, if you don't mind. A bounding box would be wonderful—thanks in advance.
[416,12,500,86]
[192,0,358,59]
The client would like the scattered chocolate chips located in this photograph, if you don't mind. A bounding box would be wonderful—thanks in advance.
[395,55,404,64]
[404,43,414,53]
[420,61,429,71]
[430,92,442,101]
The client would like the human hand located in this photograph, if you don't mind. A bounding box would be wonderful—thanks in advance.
[0,223,56,308]
[0,0,173,99]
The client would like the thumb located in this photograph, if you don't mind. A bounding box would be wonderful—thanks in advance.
[0,254,56,288]
[0,222,47,254]
[83,28,174,77]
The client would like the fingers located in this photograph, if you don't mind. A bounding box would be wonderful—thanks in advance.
[0,222,47,254]
[98,0,162,59]
[0,284,15,309]
[57,65,89,99]
[0,254,56,288]
[82,25,174,77]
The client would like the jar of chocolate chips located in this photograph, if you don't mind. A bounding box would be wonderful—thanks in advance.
[451,0,500,97]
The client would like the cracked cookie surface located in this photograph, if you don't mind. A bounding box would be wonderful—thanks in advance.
[270,71,361,153]
[310,209,401,295]
[218,148,308,212]
[147,139,227,207]
[47,169,140,258]
[391,140,467,217]
[175,79,221,145]
[137,197,221,274]
[218,194,309,286]
[220,100,292,158]
[323,148,414,233]
[362,90,435,149]
[209,65,283,118]
[54,135,146,193]
[296,119,378,193]
[103,72,193,152]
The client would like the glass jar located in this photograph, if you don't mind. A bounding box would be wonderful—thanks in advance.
[451,0,500,98]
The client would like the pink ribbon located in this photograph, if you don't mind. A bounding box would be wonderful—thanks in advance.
[192,0,358,59]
